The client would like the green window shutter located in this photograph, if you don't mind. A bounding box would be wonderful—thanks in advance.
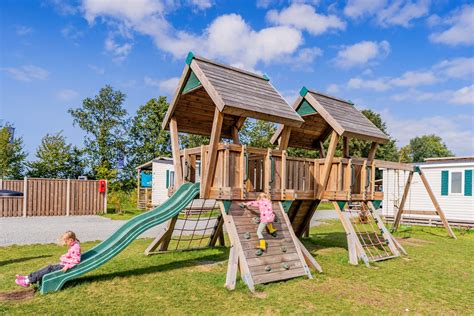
[465,170,472,196]
[441,170,449,196]
[166,170,170,188]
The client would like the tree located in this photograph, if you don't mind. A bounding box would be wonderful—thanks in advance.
[400,135,453,163]
[180,134,209,148]
[129,97,171,167]
[27,132,85,178]
[68,85,129,185]
[0,123,27,179]
[240,119,276,148]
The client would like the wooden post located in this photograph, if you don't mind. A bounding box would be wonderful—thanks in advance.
[318,140,326,158]
[343,137,349,158]
[22,177,27,217]
[367,142,378,162]
[281,150,287,200]
[279,126,291,150]
[104,180,108,214]
[203,107,224,197]
[170,117,183,187]
[393,171,413,231]
[0,178,3,190]
[418,169,456,239]
[317,131,339,199]
[66,178,71,216]
[232,126,240,145]
[264,148,272,196]
[137,168,141,208]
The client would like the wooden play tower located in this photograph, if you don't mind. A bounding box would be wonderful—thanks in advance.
[147,52,455,291]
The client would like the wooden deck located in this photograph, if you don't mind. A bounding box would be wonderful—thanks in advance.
[179,144,387,201]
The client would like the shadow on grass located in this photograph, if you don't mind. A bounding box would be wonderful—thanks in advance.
[300,232,349,252]
[63,249,228,290]
[0,255,53,267]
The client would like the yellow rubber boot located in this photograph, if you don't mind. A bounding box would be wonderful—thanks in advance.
[267,223,277,237]
[259,239,266,251]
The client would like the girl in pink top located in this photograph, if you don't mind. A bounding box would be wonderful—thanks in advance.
[241,193,277,251]
[15,231,81,287]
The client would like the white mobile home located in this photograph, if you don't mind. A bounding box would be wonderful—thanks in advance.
[382,157,474,227]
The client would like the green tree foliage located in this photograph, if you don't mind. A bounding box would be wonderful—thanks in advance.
[179,134,210,148]
[27,132,85,178]
[68,85,129,185]
[240,119,276,148]
[400,135,453,163]
[0,123,27,179]
[129,97,171,166]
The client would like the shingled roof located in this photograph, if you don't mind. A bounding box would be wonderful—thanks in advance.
[162,53,303,137]
[271,87,389,149]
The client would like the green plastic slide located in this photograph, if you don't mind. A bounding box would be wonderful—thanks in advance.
[40,182,200,294]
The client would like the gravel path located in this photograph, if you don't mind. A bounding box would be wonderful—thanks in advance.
[0,210,338,246]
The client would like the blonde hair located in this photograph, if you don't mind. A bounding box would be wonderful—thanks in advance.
[60,231,78,245]
[257,193,269,201]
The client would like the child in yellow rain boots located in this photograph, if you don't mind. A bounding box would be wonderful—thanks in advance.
[240,193,277,251]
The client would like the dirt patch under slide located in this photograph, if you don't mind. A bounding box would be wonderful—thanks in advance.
[0,289,35,302]
[396,237,435,247]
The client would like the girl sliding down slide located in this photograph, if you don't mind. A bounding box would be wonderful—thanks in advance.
[15,231,81,287]
[240,193,277,251]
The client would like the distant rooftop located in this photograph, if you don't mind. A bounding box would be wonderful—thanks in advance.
[423,157,474,164]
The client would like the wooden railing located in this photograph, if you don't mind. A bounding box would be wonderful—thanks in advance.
[179,144,383,201]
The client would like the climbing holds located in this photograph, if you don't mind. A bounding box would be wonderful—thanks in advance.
[265,265,272,272]
[255,249,263,256]
[281,246,287,253]
[282,263,290,270]
[239,203,245,208]
[252,216,260,224]
[244,232,251,240]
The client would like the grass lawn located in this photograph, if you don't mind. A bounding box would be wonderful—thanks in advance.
[1,221,473,314]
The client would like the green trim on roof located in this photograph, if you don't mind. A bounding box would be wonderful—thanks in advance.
[414,166,421,174]
[262,74,270,81]
[347,99,354,105]
[182,71,202,94]
[296,99,317,116]
[337,201,346,210]
[299,86,309,97]
[372,200,382,209]
[281,201,293,213]
[185,52,195,65]
[222,200,232,214]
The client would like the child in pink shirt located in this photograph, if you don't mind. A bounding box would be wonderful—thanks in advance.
[241,193,277,251]
[15,231,81,287]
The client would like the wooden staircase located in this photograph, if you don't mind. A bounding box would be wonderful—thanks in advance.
[220,201,320,291]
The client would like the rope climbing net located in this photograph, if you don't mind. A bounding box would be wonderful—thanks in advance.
[346,202,396,262]
[169,199,223,251]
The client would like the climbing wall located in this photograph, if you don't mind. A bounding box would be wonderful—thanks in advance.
[221,201,312,289]
[287,200,320,237]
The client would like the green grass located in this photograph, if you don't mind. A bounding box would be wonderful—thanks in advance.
[101,208,146,220]
[317,202,335,210]
[1,221,473,314]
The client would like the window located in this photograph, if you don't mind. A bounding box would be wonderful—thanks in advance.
[169,171,175,187]
[450,172,462,194]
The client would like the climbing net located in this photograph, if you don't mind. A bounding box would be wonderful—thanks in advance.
[169,199,223,251]
[346,202,395,261]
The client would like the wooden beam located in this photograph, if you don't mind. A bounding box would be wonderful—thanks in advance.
[170,117,183,187]
[190,60,226,111]
[374,160,414,172]
[343,136,349,158]
[232,126,240,144]
[367,142,378,162]
[418,169,457,239]
[162,65,191,130]
[296,239,322,273]
[318,140,326,158]
[317,131,339,199]
[393,171,413,231]
[279,126,292,150]
[202,107,224,197]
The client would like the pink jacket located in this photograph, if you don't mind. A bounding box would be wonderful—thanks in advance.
[245,199,275,223]
[60,241,81,269]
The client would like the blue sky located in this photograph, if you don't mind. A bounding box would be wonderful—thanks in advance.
[1,0,473,158]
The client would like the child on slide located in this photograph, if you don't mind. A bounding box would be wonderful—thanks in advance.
[15,231,81,287]
[240,193,277,251]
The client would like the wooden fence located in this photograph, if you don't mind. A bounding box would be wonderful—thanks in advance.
[0,178,107,217]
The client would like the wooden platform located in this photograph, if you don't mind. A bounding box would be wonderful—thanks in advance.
[220,201,316,291]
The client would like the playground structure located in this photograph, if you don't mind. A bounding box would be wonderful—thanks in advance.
[38,53,456,294]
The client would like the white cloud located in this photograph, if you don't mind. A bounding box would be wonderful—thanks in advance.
[326,84,340,94]
[452,85,474,105]
[344,0,430,27]
[16,25,33,36]
[88,64,105,75]
[61,25,84,41]
[1,65,49,82]
[144,76,180,95]
[429,5,474,46]
[82,0,165,23]
[390,70,438,87]
[348,77,391,91]
[266,3,346,36]
[56,89,79,101]
[335,40,390,68]
[104,36,132,62]
[383,111,474,156]
[189,0,213,10]
[434,57,474,79]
